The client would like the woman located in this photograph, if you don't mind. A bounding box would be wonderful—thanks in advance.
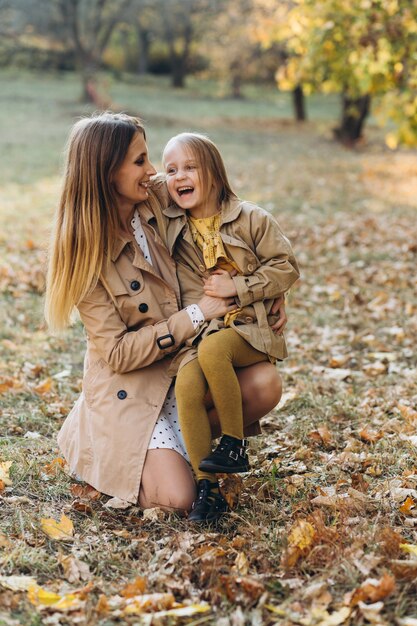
[45,112,285,516]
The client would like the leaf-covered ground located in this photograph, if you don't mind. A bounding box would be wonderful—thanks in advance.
[1,72,417,625]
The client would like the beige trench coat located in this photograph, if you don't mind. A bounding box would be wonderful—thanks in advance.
[162,197,300,373]
[57,197,199,503]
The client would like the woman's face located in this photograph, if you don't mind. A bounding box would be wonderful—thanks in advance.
[112,132,156,212]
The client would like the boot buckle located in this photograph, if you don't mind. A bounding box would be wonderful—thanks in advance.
[229,450,238,461]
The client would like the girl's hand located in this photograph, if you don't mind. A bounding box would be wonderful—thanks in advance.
[203,269,238,298]
[270,295,287,334]
[197,294,237,321]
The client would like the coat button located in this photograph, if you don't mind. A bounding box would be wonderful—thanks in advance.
[245,316,253,323]
[138,303,148,313]
[247,264,254,272]
[198,264,205,273]
[130,280,140,291]
[117,390,127,400]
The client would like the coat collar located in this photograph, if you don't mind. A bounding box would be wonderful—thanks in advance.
[162,195,243,225]
[110,203,157,262]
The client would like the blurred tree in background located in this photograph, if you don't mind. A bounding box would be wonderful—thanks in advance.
[254,0,417,146]
[1,0,416,146]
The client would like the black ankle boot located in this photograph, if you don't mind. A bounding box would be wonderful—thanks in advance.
[188,479,228,523]
[198,435,250,473]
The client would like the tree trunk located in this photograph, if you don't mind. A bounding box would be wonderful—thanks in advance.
[293,85,306,121]
[231,73,243,99]
[137,25,150,75]
[171,56,186,88]
[334,94,371,145]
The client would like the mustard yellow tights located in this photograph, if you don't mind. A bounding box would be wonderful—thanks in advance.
[175,329,267,481]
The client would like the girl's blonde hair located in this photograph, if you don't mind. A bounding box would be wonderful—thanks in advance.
[162,132,236,206]
[45,112,145,331]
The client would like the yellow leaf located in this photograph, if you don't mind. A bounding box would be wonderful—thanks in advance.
[28,585,83,611]
[28,585,61,606]
[265,603,287,616]
[0,461,12,486]
[400,543,417,557]
[288,519,316,550]
[41,514,74,540]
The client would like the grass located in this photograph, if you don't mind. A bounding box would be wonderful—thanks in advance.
[1,69,417,625]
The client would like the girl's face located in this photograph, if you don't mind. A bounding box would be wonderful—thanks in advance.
[163,140,218,217]
[112,132,156,213]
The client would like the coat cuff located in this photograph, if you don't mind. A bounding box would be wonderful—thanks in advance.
[233,275,264,307]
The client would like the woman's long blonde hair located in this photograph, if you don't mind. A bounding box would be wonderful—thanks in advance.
[45,112,145,331]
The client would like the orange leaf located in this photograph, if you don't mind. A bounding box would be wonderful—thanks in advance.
[43,458,66,475]
[308,425,333,447]
[400,496,416,515]
[121,576,147,598]
[33,377,53,395]
[359,427,384,443]
[70,484,101,500]
[350,574,395,606]
[398,404,417,423]
[96,594,109,614]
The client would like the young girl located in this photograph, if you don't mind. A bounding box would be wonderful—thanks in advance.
[162,132,299,522]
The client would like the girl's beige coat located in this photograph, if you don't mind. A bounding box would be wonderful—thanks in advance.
[163,197,300,372]
[57,198,197,503]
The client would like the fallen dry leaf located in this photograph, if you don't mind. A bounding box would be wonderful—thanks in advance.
[120,576,147,598]
[400,543,417,557]
[0,461,12,486]
[0,575,37,591]
[400,496,416,515]
[358,426,384,444]
[70,484,101,500]
[299,606,351,626]
[41,514,74,541]
[28,585,85,611]
[281,519,316,568]
[123,592,175,614]
[218,473,243,508]
[32,377,53,395]
[58,553,91,583]
[43,458,66,475]
[348,573,395,606]
[234,551,249,576]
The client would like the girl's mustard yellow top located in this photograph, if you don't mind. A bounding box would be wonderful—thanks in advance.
[188,213,239,273]
[188,213,241,324]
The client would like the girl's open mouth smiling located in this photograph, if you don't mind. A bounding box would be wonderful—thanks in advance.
[178,186,194,196]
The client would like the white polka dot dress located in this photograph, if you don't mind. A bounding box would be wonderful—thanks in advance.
[131,209,190,463]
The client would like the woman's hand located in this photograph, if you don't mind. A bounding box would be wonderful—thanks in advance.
[203,269,238,298]
[198,294,237,321]
[270,295,287,334]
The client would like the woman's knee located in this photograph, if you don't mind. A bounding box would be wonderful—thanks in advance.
[139,449,196,512]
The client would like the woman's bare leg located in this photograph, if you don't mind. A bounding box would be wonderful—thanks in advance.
[207,361,282,438]
[138,449,196,512]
